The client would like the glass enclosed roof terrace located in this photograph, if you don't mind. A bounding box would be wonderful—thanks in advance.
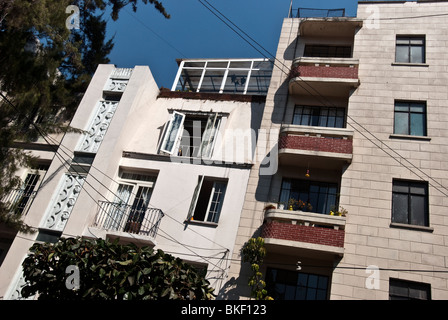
[171,58,273,96]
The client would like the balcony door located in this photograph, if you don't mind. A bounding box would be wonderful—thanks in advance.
[104,172,156,233]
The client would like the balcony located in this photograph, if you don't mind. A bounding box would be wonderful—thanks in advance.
[91,201,164,245]
[261,208,345,258]
[278,125,353,170]
[289,57,359,97]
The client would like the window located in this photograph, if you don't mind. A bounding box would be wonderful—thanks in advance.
[266,268,329,300]
[172,59,273,95]
[392,180,429,227]
[394,101,427,136]
[389,278,431,300]
[395,36,425,64]
[103,171,157,233]
[279,178,338,214]
[187,176,227,224]
[293,105,345,128]
[160,111,221,158]
[304,45,352,58]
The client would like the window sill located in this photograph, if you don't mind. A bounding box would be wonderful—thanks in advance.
[184,219,218,228]
[389,134,431,141]
[391,62,429,67]
[390,222,434,233]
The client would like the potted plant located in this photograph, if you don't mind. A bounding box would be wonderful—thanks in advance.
[329,206,348,217]
[264,204,276,211]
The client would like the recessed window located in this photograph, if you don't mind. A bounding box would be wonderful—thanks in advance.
[279,178,338,214]
[266,268,329,300]
[392,180,429,227]
[304,45,352,58]
[395,36,425,64]
[187,176,227,224]
[160,111,221,158]
[389,278,431,300]
[394,101,427,136]
[293,105,346,128]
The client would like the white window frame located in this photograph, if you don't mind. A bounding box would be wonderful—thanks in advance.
[187,176,227,224]
[160,111,221,159]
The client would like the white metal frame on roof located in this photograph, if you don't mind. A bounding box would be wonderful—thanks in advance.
[171,58,272,95]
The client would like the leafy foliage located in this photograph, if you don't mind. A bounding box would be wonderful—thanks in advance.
[21,237,215,300]
[0,0,168,231]
[241,237,273,300]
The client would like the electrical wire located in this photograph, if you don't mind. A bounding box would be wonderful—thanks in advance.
[196,1,448,198]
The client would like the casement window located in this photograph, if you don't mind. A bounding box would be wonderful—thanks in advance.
[266,268,329,300]
[103,171,157,233]
[389,278,431,300]
[394,101,427,136]
[279,178,338,214]
[395,36,425,64]
[304,45,352,58]
[160,111,221,158]
[392,180,429,227]
[187,176,228,224]
[292,105,346,128]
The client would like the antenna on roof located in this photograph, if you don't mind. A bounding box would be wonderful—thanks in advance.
[288,0,293,18]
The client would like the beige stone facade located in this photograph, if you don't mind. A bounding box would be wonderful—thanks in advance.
[226,1,448,300]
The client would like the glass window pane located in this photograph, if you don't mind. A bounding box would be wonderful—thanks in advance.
[392,193,408,224]
[246,69,271,95]
[327,109,336,127]
[222,72,249,94]
[230,61,252,68]
[410,45,424,63]
[410,113,425,136]
[396,38,411,45]
[395,102,410,112]
[308,275,318,288]
[410,194,427,226]
[396,46,409,63]
[410,104,425,113]
[293,107,303,125]
[319,108,328,127]
[200,70,225,93]
[394,112,409,135]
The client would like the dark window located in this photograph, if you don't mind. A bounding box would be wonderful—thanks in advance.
[190,177,227,223]
[266,268,329,300]
[293,105,345,128]
[389,278,431,300]
[394,101,427,136]
[304,45,352,58]
[179,116,208,157]
[280,178,338,214]
[395,36,425,64]
[392,180,429,227]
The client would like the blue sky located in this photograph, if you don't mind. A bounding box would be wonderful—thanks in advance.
[106,0,359,89]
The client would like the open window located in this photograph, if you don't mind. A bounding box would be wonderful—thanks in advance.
[187,176,228,224]
[160,111,221,158]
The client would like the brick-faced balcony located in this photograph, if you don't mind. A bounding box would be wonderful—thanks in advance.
[261,209,345,258]
[289,57,359,97]
[278,125,353,170]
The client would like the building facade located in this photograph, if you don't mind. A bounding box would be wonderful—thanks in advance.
[0,59,273,299]
[226,0,448,300]
[1,0,448,300]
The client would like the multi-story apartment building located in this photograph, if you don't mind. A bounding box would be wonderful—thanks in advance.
[1,0,448,301]
[226,0,448,300]
[0,60,273,299]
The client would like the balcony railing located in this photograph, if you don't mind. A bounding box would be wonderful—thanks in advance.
[262,208,346,256]
[94,201,164,238]
[289,8,346,18]
[1,189,37,215]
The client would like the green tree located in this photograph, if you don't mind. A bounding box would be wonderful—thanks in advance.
[0,0,169,231]
[241,237,273,300]
[21,237,215,300]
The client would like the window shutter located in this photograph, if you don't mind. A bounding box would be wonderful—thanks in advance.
[187,175,204,221]
[160,111,185,154]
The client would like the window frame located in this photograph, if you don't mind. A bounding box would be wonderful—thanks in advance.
[391,179,429,227]
[389,278,431,300]
[395,35,426,64]
[393,101,427,137]
[292,105,346,128]
[160,111,221,159]
[187,176,228,224]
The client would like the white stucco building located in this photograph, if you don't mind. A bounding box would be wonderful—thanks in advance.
[0,59,273,299]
